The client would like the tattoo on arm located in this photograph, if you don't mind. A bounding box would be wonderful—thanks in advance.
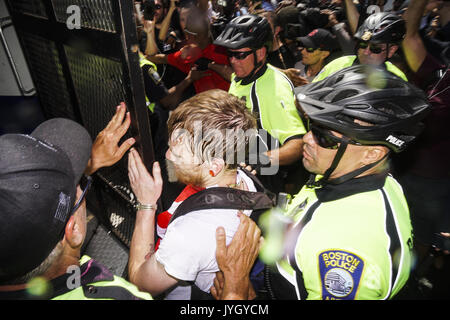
[144,243,155,260]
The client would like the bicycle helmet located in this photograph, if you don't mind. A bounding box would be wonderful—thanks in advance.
[354,12,405,44]
[214,14,273,51]
[296,65,429,186]
[295,64,430,153]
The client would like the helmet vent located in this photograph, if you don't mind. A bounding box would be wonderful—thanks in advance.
[373,102,410,119]
[331,89,360,102]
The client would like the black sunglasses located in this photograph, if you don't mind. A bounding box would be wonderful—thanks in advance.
[310,123,340,149]
[308,122,360,149]
[301,47,319,53]
[357,42,386,54]
[154,4,162,9]
[71,175,92,214]
[227,50,253,60]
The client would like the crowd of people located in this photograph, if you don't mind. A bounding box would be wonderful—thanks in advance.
[0,0,448,300]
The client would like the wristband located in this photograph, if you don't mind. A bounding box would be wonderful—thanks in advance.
[136,202,157,211]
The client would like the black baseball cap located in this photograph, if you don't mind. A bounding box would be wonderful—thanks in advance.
[297,28,338,52]
[0,118,92,282]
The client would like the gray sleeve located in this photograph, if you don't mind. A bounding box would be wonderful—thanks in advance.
[332,22,357,56]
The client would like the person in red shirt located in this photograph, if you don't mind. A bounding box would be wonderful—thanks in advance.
[147,7,232,94]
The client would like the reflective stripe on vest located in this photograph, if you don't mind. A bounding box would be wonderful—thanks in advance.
[139,52,156,113]
[52,255,152,300]
[313,55,408,82]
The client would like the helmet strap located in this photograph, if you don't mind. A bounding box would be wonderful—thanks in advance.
[246,50,264,80]
[326,152,389,185]
[306,142,390,187]
[306,141,348,188]
[235,49,268,85]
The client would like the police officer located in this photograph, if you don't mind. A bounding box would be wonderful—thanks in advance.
[0,105,150,300]
[214,14,308,194]
[314,12,408,82]
[211,65,430,300]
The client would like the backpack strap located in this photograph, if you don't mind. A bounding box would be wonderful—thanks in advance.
[169,187,276,225]
[239,167,274,196]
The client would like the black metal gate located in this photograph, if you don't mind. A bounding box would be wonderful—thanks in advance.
[6,0,155,249]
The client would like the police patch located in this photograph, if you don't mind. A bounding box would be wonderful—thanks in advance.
[319,250,364,300]
[361,31,372,41]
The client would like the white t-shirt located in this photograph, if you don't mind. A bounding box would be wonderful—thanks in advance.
[154,169,257,297]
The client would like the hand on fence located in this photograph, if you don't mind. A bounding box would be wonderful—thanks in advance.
[128,148,163,207]
[85,102,135,175]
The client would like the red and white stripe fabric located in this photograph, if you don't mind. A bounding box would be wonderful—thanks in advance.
[155,184,205,251]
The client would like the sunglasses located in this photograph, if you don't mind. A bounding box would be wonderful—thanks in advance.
[357,42,386,54]
[301,47,319,53]
[308,122,360,149]
[71,175,93,214]
[227,50,253,60]
[154,4,162,9]
[58,175,93,240]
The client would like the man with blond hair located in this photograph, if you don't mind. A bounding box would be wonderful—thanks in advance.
[127,89,267,300]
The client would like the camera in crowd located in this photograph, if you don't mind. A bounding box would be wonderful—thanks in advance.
[143,0,158,20]
[299,8,329,31]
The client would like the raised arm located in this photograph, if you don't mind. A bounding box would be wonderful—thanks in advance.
[197,0,210,14]
[344,0,360,35]
[127,149,178,295]
[158,0,177,42]
[144,19,159,56]
[402,0,428,72]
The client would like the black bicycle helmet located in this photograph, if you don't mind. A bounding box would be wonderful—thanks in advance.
[354,12,406,44]
[295,64,430,153]
[213,14,273,51]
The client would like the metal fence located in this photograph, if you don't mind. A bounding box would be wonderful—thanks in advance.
[7,0,155,248]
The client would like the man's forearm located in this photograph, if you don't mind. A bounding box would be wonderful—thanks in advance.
[402,0,428,72]
[344,0,360,35]
[158,7,176,41]
[128,209,156,287]
[128,208,179,296]
[208,62,232,82]
[147,53,168,65]
[145,31,159,56]
[266,138,303,166]
[405,0,427,36]
[221,276,256,300]
[160,75,194,110]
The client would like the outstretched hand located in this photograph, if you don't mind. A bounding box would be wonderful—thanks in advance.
[283,68,309,87]
[187,66,211,82]
[128,148,163,206]
[85,102,135,175]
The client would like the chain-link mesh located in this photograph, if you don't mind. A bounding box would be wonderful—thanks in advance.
[20,32,76,120]
[92,173,138,248]
[63,43,138,248]
[64,47,126,137]
[9,0,48,19]
[8,0,150,249]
